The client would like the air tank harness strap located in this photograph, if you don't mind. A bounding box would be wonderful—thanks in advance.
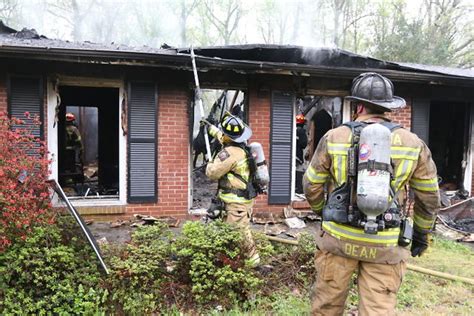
[358,161,393,174]
[221,170,256,200]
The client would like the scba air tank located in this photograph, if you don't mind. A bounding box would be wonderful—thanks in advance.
[249,142,269,191]
[356,123,392,222]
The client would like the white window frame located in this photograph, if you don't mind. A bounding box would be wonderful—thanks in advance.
[47,76,127,206]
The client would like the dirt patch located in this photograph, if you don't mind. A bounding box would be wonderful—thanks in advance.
[88,221,135,244]
[192,167,218,209]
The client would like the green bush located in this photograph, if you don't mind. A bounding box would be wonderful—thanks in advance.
[102,222,174,314]
[0,217,106,315]
[174,221,262,307]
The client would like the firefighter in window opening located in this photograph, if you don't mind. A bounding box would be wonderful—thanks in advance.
[296,114,308,194]
[204,114,261,266]
[64,112,83,177]
[304,72,440,315]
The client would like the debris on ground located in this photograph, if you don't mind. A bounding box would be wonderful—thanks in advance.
[96,237,108,245]
[435,223,470,241]
[131,220,147,227]
[110,220,125,228]
[293,193,306,201]
[284,230,302,239]
[253,211,284,224]
[438,198,474,233]
[132,214,180,227]
[284,217,306,229]
[85,219,94,225]
[264,223,288,236]
[157,216,180,227]
[189,208,208,216]
[284,206,319,221]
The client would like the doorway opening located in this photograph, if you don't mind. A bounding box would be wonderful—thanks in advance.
[190,89,247,211]
[294,96,342,197]
[57,86,120,198]
[429,101,470,192]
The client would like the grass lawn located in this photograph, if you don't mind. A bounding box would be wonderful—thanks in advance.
[200,235,473,316]
[396,236,474,315]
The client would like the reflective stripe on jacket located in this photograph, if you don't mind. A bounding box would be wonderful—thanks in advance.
[206,145,252,204]
[303,114,441,262]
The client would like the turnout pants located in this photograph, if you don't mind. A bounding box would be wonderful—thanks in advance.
[224,202,257,258]
[311,250,407,316]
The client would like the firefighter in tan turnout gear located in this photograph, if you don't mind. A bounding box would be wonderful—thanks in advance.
[205,114,260,266]
[304,72,440,315]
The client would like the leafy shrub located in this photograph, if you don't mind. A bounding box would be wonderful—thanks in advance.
[0,217,106,315]
[174,221,262,307]
[0,112,53,251]
[252,230,276,263]
[103,222,174,314]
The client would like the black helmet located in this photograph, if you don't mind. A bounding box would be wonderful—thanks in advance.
[220,114,252,143]
[345,72,406,112]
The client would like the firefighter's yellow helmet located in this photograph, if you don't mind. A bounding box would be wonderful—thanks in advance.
[219,114,252,143]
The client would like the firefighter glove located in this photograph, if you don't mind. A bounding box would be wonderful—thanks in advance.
[200,118,212,126]
[411,229,430,257]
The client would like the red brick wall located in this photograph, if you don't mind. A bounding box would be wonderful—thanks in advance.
[0,74,7,113]
[248,84,287,213]
[125,87,190,219]
[386,98,412,131]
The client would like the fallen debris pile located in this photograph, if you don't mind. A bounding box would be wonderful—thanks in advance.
[436,197,473,242]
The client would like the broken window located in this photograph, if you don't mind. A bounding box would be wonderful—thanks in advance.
[190,89,247,211]
[57,86,119,198]
[294,96,342,197]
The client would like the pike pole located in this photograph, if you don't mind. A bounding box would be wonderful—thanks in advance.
[190,47,212,162]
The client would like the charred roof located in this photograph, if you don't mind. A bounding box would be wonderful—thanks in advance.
[0,22,176,55]
[0,21,473,85]
[179,44,474,79]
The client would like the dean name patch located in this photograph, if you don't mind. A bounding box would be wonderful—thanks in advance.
[344,243,377,259]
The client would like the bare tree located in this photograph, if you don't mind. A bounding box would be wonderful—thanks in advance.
[178,0,198,46]
[202,0,244,45]
[0,0,19,26]
[291,0,303,43]
[256,0,291,44]
[340,0,372,52]
[46,0,96,41]
[331,0,346,46]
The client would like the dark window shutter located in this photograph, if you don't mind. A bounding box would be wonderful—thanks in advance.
[127,82,157,203]
[411,99,430,144]
[269,91,294,204]
[8,76,43,139]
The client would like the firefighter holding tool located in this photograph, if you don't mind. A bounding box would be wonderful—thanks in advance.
[202,114,269,266]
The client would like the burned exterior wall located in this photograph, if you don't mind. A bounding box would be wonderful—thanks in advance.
[2,49,474,220]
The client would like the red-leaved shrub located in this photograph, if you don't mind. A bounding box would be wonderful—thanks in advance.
[0,112,53,251]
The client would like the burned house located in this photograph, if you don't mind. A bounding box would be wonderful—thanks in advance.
[1,22,474,219]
